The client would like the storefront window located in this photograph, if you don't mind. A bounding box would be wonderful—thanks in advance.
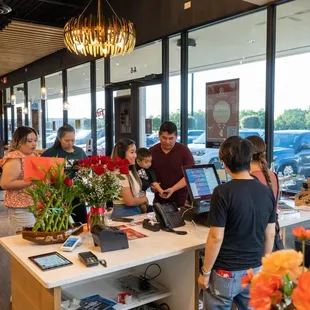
[96,59,105,154]
[111,41,162,83]
[46,72,63,148]
[67,63,91,150]
[187,10,267,164]
[28,79,42,148]
[5,88,12,140]
[169,35,181,130]
[274,0,310,181]
[13,84,25,127]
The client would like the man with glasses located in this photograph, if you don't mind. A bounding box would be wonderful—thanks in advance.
[149,121,194,206]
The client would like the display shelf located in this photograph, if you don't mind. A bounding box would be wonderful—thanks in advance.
[62,273,172,310]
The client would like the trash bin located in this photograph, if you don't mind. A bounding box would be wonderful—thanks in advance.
[295,239,310,268]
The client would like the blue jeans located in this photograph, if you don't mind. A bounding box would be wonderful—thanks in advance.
[203,266,261,310]
[111,204,141,219]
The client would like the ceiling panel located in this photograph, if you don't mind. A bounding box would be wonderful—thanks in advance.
[0,20,65,76]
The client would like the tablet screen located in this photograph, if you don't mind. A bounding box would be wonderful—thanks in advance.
[29,252,73,271]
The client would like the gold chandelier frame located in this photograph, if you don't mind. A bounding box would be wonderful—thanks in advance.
[64,0,136,57]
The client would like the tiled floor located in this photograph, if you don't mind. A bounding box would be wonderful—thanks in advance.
[0,191,12,310]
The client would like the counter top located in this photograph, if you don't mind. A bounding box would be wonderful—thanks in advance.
[0,219,209,289]
[2,203,310,290]
[278,199,310,227]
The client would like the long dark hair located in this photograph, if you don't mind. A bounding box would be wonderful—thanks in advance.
[246,135,273,189]
[9,126,37,152]
[219,136,253,173]
[53,124,75,149]
[111,138,142,191]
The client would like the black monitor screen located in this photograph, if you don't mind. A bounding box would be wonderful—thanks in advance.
[182,164,221,201]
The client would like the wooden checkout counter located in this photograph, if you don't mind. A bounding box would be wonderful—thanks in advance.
[1,202,310,310]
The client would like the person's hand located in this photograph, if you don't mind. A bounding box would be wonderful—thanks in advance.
[159,187,174,199]
[198,274,210,290]
[150,183,161,193]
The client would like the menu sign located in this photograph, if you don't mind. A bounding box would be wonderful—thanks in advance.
[206,79,239,148]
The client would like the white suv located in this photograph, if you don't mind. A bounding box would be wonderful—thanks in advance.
[189,129,264,165]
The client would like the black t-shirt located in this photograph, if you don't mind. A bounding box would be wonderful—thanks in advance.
[136,164,157,192]
[208,178,276,271]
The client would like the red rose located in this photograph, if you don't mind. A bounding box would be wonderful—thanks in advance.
[90,156,100,165]
[93,165,105,175]
[78,158,91,167]
[119,165,129,174]
[100,156,111,165]
[107,161,117,171]
[63,177,73,187]
[115,157,126,166]
[50,177,55,184]
[38,203,44,210]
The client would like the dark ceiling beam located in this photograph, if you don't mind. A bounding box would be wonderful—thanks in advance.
[37,0,84,9]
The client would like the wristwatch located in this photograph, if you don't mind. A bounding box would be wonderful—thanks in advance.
[201,267,211,277]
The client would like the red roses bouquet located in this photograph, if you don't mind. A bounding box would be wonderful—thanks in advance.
[26,160,82,232]
[74,156,130,208]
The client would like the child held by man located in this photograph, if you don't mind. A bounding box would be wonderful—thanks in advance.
[136,148,163,213]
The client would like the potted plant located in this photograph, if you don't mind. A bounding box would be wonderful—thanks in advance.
[23,160,83,244]
[74,155,130,230]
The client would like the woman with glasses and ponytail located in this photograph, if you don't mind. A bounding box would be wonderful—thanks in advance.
[246,135,284,251]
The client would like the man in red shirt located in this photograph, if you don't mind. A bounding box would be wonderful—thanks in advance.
[150,122,194,207]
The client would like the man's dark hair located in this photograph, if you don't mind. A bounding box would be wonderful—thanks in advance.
[137,148,152,161]
[159,121,177,135]
[219,136,253,173]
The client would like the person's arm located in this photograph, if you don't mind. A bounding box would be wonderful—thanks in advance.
[162,146,195,198]
[198,188,226,289]
[264,190,277,254]
[0,159,30,190]
[264,223,276,254]
[198,226,225,289]
[161,178,186,199]
[121,187,148,206]
[151,182,164,194]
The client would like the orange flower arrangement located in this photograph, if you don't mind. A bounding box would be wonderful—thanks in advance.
[292,271,310,310]
[261,250,303,280]
[242,226,310,310]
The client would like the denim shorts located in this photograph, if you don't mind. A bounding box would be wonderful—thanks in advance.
[203,266,261,310]
[111,204,141,219]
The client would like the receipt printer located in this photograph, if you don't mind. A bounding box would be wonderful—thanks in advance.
[91,225,129,253]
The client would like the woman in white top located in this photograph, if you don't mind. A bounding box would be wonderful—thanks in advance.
[111,138,148,218]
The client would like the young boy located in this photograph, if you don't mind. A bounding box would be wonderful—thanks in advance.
[136,148,163,212]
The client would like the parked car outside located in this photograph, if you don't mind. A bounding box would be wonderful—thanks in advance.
[273,130,310,176]
[190,129,264,165]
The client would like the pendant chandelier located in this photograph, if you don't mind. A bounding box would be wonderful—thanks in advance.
[64,0,136,57]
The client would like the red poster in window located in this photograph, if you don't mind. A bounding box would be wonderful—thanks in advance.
[206,79,239,148]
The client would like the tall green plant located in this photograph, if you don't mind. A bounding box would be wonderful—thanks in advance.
[26,160,82,232]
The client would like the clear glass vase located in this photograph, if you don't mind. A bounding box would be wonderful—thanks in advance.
[88,206,108,231]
